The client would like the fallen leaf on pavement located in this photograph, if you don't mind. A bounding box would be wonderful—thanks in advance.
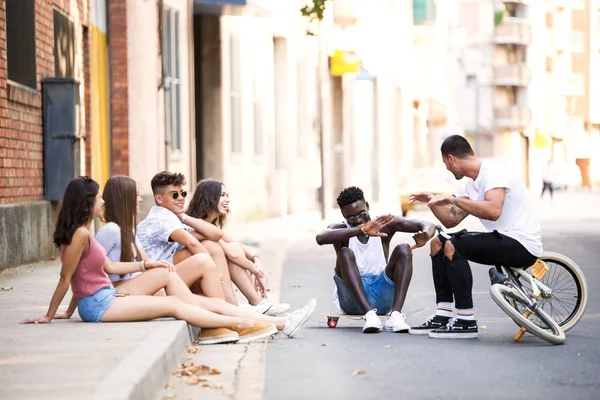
[321,343,327,347]
[187,346,202,354]
[164,383,174,389]
[353,369,367,375]
[173,362,221,378]
[480,326,487,330]
[202,382,223,389]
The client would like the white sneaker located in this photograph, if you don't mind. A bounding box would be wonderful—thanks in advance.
[248,299,272,314]
[362,309,382,333]
[282,298,317,338]
[384,311,410,333]
[265,302,291,316]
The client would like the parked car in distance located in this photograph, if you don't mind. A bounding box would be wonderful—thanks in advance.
[398,167,466,217]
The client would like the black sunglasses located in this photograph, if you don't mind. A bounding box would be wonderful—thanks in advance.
[169,190,187,200]
[347,211,368,225]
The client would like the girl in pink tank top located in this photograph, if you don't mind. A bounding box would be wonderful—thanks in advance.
[21,177,315,345]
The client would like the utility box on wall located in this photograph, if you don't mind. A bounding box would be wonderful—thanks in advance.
[42,78,81,201]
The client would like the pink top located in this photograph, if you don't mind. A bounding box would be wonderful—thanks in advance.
[62,235,112,298]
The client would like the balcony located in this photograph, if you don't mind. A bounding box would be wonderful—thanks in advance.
[494,106,532,129]
[494,18,531,45]
[560,73,585,96]
[493,64,531,86]
[413,0,436,25]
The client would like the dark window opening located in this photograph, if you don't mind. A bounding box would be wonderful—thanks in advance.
[7,0,37,89]
[54,10,75,78]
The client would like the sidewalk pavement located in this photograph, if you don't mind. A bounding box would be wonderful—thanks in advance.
[0,211,328,400]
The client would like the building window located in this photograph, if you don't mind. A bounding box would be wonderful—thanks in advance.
[230,34,242,154]
[54,10,75,78]
[163,7,181,152]
[6,0,37,89]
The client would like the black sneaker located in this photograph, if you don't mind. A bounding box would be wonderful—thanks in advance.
[428,318,479,339]
[408,314,451,335]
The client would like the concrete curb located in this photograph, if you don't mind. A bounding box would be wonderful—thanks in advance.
[93,321,200,400]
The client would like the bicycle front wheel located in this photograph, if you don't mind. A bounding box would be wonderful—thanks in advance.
[490,284,565,345]
[519,252,588,332]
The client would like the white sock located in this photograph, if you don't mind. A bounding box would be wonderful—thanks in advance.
[456,308,475,321]
[436,302,454,318]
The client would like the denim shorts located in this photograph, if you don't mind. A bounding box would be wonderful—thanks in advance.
[77,286,117,322]
[334,271,395,315]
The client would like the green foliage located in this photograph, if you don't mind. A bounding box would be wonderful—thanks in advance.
[300,0,328,23]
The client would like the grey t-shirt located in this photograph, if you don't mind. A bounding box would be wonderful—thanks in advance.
[95,222,143,282]
[137,206,186,263]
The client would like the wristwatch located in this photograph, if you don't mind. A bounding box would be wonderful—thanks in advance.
[452,195,460,206]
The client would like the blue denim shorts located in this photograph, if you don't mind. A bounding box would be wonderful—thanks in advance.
[334,271,395,315]
[77,286,117,322]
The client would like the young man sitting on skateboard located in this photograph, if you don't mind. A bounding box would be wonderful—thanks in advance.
[316,186,436,333]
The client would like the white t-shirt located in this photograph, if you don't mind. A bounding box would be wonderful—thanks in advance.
[137,206,187,263]
[95,222,143,282]
[463,161,543,257]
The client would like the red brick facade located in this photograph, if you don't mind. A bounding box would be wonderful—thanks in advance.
[0,0,88,204]
[108,0,129,176]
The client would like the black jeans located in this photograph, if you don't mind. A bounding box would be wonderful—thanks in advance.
[432,230,538,309]
[541,181,554,199]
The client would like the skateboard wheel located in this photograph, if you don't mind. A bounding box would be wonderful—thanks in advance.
[327,318,338,328]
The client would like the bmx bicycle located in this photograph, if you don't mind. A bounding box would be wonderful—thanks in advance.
[437,227,588,345]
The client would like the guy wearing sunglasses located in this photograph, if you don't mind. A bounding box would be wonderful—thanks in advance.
[137,171,225,294]
[316,186,437,333]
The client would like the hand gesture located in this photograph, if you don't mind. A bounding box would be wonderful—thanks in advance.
[409,192,433,204]
[363,214,393,237]
[253,258,265,278]
[411,231,431,250]
[20,315,52,324]
[254,274,267,298]
[146,260,176,271]
[427,194,453,208]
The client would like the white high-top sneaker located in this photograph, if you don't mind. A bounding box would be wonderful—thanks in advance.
[362,309,382,333]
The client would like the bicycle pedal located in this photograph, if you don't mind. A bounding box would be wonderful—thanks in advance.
[531,259,549,279]
[488,268,508,285]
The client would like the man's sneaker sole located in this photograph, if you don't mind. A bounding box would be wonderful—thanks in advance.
[409,328,434,335]
[237,325,278,343]
[197,335,240,345]
[286,299,316,338]
[362,326,382,333]
[428,331,479,339]
[384,326,410,333]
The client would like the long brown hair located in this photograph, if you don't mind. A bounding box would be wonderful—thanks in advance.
[103,176,141,262]
[186,178,227,228]
[54,176,100,247]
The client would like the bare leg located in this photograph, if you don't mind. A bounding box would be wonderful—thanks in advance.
[228,261,262,305]
[172,252,225,299]
[116,268,206,307]
[335,247,371,314]
[173,248,201,294]
[195,296,286,329]
[384,243,413,312]
[201,240,238,305]
[101,295,253,330]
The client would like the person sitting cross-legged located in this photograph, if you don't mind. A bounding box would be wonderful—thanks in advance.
[316,186,436,334]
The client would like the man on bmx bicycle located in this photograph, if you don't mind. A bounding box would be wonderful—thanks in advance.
[409,135,543,339]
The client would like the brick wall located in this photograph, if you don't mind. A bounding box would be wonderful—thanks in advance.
[0,0,88,204]
[108,0,129,176]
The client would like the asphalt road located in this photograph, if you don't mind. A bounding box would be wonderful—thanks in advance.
[264,202,600,400]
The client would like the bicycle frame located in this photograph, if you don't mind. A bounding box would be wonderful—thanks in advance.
[498,266,552,308]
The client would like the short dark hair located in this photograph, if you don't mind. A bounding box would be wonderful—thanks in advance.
[336,186,365,209]
[151,171,186,193]
[440,135,474,159]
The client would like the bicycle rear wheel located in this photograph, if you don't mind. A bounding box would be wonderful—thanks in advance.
[490,284,565,345]
[518,252,588,332]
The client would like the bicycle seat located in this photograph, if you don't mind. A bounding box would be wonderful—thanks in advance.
[488,267,508,285]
